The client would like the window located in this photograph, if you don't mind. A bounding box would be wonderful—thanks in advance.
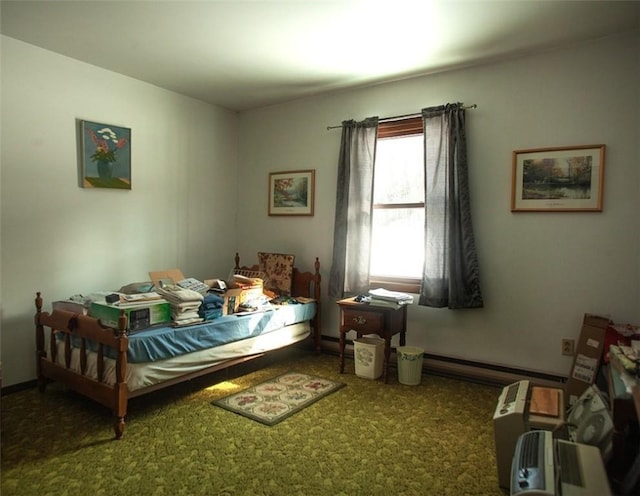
[370,117,424,293]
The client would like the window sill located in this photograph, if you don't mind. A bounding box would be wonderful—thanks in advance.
[369,276,420,295]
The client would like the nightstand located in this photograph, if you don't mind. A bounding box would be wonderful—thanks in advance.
[337,297,407,383]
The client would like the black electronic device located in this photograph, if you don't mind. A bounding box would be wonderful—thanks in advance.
[128,307,151,332]
[105,293,120,304]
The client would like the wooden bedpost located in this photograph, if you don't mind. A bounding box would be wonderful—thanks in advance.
[34,292,47,392]
[313,257,322,354]
[113,309,129,440]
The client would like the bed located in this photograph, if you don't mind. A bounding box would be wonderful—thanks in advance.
[34,253,321,439]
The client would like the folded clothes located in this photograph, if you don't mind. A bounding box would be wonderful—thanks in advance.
[170,302,201,312]
[202,293,224,305]
[171,307,200,317]
[156,285,204,304]
[200,308,223,321]
[172,311,202,322]
[200,302,222,310]
[198,295,222,320]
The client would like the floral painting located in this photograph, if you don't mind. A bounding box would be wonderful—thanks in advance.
[268,169,315,216]
[80,120,131,189]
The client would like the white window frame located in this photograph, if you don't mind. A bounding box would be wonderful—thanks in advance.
[370,117,424,294]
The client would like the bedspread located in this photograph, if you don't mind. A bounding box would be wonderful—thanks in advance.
[106,302,316,363]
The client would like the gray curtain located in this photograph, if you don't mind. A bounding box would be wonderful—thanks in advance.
[328,117,379,298]
[419,103,483,308]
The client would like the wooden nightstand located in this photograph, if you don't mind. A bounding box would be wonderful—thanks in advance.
[337,297,408,383]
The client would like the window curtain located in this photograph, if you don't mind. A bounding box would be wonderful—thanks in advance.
[419,103,484,308]
[328,117,379,298]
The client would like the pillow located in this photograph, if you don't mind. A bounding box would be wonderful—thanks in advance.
[257,252,295,296]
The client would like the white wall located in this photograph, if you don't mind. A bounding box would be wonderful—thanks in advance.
[1,31,638,388]
[236,31,640,377]
[1,36,239,386]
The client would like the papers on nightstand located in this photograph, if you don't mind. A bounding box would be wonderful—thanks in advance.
[368,288,413,308]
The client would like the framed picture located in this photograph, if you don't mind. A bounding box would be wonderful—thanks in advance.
[80,119,131,189]
[511,144,605,212]
[268,169,315,216]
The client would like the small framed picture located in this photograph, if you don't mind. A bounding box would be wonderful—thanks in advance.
[511,145,605,212]
[268,169,315,216]
[80,119,131,189]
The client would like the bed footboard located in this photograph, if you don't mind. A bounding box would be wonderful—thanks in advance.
[35,292,129,439]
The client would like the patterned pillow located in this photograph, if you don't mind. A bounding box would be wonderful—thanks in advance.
[257,252,295,296]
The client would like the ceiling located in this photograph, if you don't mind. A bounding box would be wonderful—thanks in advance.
[1,1,639,112]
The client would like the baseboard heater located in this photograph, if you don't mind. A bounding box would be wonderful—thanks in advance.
[320,336,566,388]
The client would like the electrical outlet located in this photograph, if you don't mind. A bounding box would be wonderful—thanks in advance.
[562,338,575,356]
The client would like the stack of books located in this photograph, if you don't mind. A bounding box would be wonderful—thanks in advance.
[368,288,414,309]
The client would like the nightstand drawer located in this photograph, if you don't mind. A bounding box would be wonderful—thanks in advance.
[341,308,384,333]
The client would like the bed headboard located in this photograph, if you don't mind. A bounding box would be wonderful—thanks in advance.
[233,252,321,300]
[234,252,322,353]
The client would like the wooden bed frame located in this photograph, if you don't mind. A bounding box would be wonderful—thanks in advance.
[34,254,321,439]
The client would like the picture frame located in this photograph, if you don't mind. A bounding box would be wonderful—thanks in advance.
[511,144,605,212]
[80,119,131,189]
[268,169,315,216]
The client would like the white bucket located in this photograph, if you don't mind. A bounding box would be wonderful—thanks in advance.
[397,346,424,385]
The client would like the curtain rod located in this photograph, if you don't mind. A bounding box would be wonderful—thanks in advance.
[326,104,477,130]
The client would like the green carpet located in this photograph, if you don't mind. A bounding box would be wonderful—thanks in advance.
[1,351,504,496]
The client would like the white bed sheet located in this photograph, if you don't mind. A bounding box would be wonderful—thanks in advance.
[50,322,310,392]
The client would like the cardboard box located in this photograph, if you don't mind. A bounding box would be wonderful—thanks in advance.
[565,313,611,405]
[148,268,185,288]
[91,300,171,332]
[223,286,264,315]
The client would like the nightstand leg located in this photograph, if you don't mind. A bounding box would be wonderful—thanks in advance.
[383,336,392,383]
[400,305,408,346]
[339,329,345,374]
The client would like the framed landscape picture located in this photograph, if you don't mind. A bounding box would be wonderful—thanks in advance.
[268,169,315,216]
[80,119,131,189]
[511,144,605,212]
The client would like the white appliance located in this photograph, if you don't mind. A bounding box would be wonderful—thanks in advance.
[493,380,565,488]
[510,430,611,496]
[565,384,613,461]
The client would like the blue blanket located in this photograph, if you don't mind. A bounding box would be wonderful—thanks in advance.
[124,302,315,363]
